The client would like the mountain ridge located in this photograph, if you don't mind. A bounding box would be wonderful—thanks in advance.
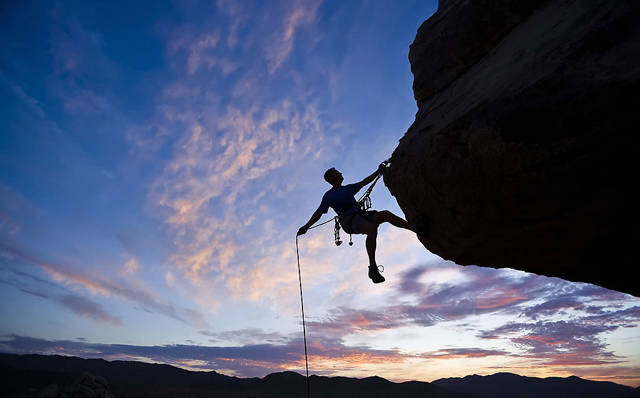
[1,353,638,397]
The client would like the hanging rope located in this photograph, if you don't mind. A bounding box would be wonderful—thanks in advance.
[295,235,311,398]
[294,214,338,398]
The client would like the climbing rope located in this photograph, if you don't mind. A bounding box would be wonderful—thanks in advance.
[295,235,311,398]
[294,214,339,398]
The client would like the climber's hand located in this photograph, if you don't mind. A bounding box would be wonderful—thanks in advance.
[297,226,308,236]
[377,162,387,174]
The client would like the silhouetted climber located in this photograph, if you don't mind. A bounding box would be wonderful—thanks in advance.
[297,164,415,283]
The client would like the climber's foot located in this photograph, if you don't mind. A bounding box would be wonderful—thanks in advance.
[368,265,385,284]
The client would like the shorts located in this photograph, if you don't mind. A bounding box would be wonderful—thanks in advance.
[340,210,378,235]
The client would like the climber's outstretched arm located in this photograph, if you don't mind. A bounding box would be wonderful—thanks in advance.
[355,163,385,191]
[298,209,322,235]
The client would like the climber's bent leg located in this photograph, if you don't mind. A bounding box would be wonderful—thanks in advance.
[374,210,415,232]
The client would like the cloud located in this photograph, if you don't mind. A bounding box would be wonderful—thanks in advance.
[301,261,640,374]
[0,239,207,327]
[0,273,121,326]
[1,73,46,118]
[149,99,326,289]
[307,306,408,335]
[169,30,238,76]
[0,333,406,378]
[199,328,291,345]
[215,0,247,48]
[264,0,322,74]
[419,348,509,359]
[121,257,140,275]
[478,315,640,367]
[305,264,550,335]
[47,8,119,118]
[56,294,122,326]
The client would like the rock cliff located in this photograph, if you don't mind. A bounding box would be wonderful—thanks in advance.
[385,0,640,296]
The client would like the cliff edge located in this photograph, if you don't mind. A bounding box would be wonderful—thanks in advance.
[386,0,639,296]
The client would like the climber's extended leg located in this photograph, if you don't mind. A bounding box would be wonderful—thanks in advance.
[373,210,415,232]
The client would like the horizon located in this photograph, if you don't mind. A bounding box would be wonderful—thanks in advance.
[1,351,635,387]
[1,0,639,389]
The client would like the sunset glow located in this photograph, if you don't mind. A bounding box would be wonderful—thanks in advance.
[1,0,639,389]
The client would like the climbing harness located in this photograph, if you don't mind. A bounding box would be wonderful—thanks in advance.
[334,159,389,247]
[293,160,390,398]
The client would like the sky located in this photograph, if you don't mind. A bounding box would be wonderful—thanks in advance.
[1,0,639,388]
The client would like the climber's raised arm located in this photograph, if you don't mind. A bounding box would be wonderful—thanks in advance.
[355,163,385,191]
[297,208,323,236]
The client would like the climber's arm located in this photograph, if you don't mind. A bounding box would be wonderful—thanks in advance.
[355,163,385,191]
[297,209,323,235]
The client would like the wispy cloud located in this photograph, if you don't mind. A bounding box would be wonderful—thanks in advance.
[419,348,509,359]
[151,101,323,284]
[0,240,206,327]
[121,257,140,275]
[0,271,121,326]
[265,0,322,74]
[480,320,623,366]
[0,333,404,378]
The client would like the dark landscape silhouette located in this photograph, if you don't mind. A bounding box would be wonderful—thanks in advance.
[1,354,639,398]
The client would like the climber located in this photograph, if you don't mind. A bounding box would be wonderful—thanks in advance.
[297,164,415,284]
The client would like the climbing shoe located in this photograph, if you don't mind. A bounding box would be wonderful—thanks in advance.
[368,265,385,284]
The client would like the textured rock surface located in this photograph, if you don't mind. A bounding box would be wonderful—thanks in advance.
[386,0,640,296]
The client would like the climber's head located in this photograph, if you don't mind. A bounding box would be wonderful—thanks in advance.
[324,167,343,187]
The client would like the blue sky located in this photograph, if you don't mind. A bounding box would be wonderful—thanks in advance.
[1,0,639,387]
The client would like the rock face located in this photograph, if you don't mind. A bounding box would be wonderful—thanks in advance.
[385,0,640,296]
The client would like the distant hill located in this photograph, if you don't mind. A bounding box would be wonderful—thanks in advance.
[1,353,638,398]
[0,353,465,398]
[433,372,640,398]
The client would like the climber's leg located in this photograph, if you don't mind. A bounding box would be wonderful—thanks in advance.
[345,211,386,283]
[365,227,385,283]
[373,210,415,232]
[365,228,377,267]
